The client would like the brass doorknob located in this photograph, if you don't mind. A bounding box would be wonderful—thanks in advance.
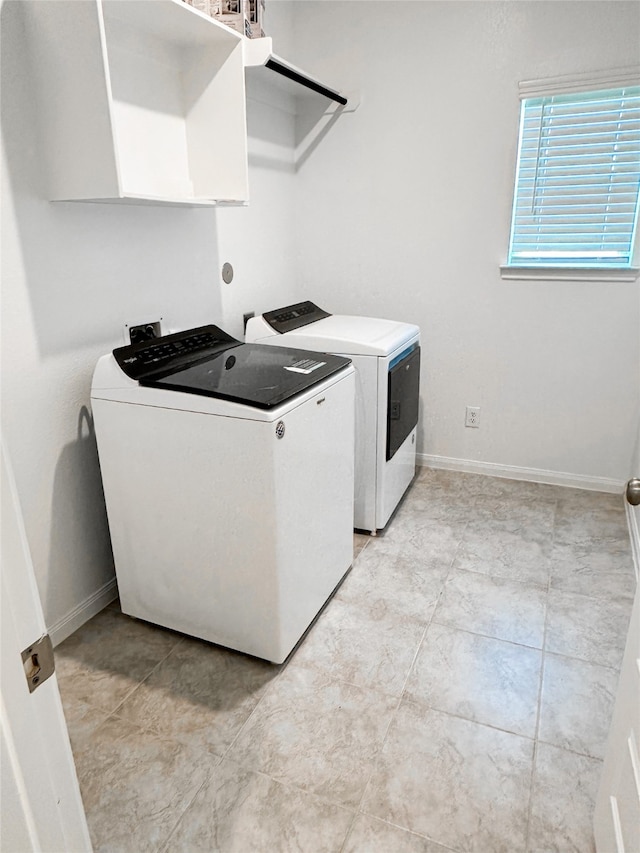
[626,478,640,506]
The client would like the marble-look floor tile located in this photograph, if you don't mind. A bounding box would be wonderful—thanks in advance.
[414,467,471,492]
[452,522,551,587]
[337,544,448,621]
[553,505,630,548]
[55,608,181,713]
[554,487,624,514]
[361,701,534,853]
[405,623,542,737]
[394,500,472,529]
[412,468,491,496]
[76,715,214,853]
[164,759,353,853]
[538,653,618,759]
[293,594,426,697]
[226,664,397,809]
[396,480,476,520]
[371,515,466,566]
[528,742,601,853]
[58,698,109,757]
[471,495,557,537]
[448,472,559,501]
[549,541,635,601]
[115,636,280,755]
[545,588,632,669]
[433,569,547,648]
[344,814,455,853]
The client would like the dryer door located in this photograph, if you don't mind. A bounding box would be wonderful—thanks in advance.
[386,346,420,461]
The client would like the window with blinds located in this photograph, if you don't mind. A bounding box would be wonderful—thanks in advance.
[507,85,640,268]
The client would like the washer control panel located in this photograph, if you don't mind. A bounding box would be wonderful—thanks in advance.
[113,325,238,381]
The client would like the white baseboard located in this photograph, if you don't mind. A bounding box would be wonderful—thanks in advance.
[49,577,118,648]
[417,453,624,494]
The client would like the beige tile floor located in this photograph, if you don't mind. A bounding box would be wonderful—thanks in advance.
[55,469,636,853]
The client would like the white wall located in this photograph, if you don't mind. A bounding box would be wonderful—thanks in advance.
[217,90,299,337]
[0,0,296,640]
[218,0,299,336]
[289,0,640,488]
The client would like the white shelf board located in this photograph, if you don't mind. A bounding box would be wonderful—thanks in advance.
[244,37,348,106]
[55,194,248,208]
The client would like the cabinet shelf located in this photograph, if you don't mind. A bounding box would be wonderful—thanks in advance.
[25,0,249,206]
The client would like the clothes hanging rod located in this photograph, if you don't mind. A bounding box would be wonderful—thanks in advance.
[264,58,348,106]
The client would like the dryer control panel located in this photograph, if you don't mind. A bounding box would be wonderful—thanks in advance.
[263,301,331,334]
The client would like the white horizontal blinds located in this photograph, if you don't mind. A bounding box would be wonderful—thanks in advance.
[509,86,640,267]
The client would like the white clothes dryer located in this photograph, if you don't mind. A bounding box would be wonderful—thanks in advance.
[91,324,355,664]
[246,302,420,533]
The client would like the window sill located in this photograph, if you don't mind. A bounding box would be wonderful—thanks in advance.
[500,265,640,282]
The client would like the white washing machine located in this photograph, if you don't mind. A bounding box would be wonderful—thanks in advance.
[91,324,355,664]
[246,302,420,533]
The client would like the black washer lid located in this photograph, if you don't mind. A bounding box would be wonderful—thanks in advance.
[113,324,350,409]
[144,343,350,409]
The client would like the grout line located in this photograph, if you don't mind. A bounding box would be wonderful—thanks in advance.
[57,625,185,722]
[399,699,538,743]
[216,656,289,764]
[542,646,625,673]
[337,810,359,853]
[428,617,545,652]
[547,575,636,605]
[535,735,607,763]
[108,633,186,720]
[526,738,541,853]
[524,496,557,853]
[358,814,465,853]
[442,562,551,592]
[199,750,358,816]
[354,534,373,560]
[424,618,544,660]
[158,768,216,853]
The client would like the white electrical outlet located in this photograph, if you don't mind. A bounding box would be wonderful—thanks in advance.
[465,406,480,428]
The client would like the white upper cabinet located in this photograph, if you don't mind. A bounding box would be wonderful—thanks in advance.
[24,0,249,206]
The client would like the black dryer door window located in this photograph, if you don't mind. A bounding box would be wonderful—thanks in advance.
[386,346,420,461]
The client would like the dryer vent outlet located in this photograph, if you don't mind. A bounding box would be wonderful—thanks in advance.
[128,321,162,345]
